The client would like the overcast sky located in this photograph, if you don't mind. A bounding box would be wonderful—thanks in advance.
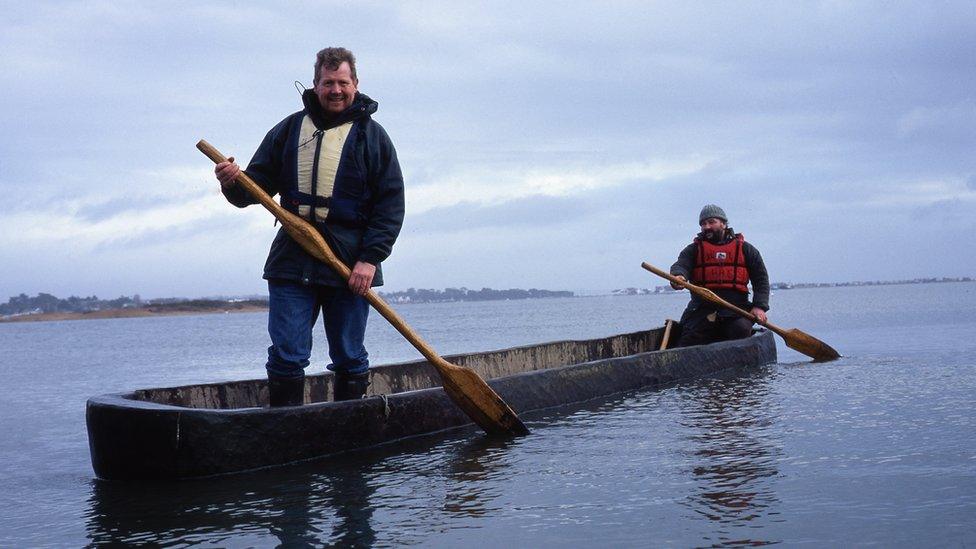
[2,1,974,299]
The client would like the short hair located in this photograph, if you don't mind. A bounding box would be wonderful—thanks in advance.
[314,47,357,84]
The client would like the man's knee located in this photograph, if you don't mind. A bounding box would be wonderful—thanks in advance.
[724,317,754,340]
[321,287,370,374]
[266,281,319,376]
[676,316,716,347]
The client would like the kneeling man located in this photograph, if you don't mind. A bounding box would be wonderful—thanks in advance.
[670,205,770,347]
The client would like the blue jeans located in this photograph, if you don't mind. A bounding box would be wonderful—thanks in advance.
[266,279,370,378]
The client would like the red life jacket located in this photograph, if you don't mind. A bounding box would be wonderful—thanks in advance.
[691,233,750,293]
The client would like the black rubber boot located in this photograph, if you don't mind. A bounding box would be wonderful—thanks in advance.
[268,373,305,407]
[333,371,370,401]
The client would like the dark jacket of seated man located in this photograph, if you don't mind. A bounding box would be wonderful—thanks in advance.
[669,204,769,348]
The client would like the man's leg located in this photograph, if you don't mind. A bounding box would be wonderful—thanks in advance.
[266,279,318,406]
[676,309,720,347]
[320,285,370,400]
[720,316,754,341]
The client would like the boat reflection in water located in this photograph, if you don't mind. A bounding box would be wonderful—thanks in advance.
[84,429,522,546]
[85,454,378,547]
[676,366,784,545]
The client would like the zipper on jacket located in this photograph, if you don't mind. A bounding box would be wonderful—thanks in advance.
[309,129,324,222]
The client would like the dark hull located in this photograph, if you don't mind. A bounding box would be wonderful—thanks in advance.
[87,328,776,480]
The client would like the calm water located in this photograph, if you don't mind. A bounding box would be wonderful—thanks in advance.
[1,283,974,546]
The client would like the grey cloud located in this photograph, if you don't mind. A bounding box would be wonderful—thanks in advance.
[910,198,972,221]
[407,195,594,234]
[76,195,189,223]
[90,213,247,253]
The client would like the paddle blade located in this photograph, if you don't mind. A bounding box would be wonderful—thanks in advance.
[439,362,529,436]
[783,328,841,362]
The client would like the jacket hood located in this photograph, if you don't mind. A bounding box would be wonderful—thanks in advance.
[301,90,378,130]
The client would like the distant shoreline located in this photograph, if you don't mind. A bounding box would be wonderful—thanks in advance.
[2,278,972,324]
[0,305,268,324]
[614,277,974,296]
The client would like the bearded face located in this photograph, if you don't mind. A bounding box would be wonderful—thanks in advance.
[700,217,726,242]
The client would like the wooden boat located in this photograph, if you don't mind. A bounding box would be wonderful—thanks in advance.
[87,326,776,480]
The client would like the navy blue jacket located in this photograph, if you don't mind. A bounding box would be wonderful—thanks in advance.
[222,91,405,287]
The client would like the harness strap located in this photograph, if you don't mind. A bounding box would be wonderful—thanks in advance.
[282,190,333,209]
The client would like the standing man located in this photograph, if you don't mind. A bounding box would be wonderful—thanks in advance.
[669,205,769,347]
[215,47,405,406]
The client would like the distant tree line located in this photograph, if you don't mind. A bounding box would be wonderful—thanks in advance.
[781,277,972,289]
[0,293,270,316]
[0,293,143,315]
[0,288,573,315]
[378,287,574,303]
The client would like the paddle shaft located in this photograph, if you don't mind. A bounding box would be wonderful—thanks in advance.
[198,141,462,377]
[659,319,676,350]
[640,262,790,339]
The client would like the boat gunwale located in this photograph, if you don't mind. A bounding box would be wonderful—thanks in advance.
[86,328,773,416]
[86,327,666,413]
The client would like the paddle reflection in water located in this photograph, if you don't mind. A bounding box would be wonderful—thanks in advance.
[336,431,519,544]
[442,436,517,517]
[674,365,784,545]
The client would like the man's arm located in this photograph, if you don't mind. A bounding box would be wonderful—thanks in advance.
[669,243,697,289]
[744,242,770,315]
[358,125,405,266]
[217,123,287,207]
[347,124,405,295]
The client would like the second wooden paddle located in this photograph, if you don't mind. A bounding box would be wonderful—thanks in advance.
[641,261,840,362]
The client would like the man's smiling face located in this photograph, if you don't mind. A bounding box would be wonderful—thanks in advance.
[314,61,358,115]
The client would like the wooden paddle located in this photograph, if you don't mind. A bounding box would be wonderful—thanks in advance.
[198,139,528,436]
[641,261,841,362]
